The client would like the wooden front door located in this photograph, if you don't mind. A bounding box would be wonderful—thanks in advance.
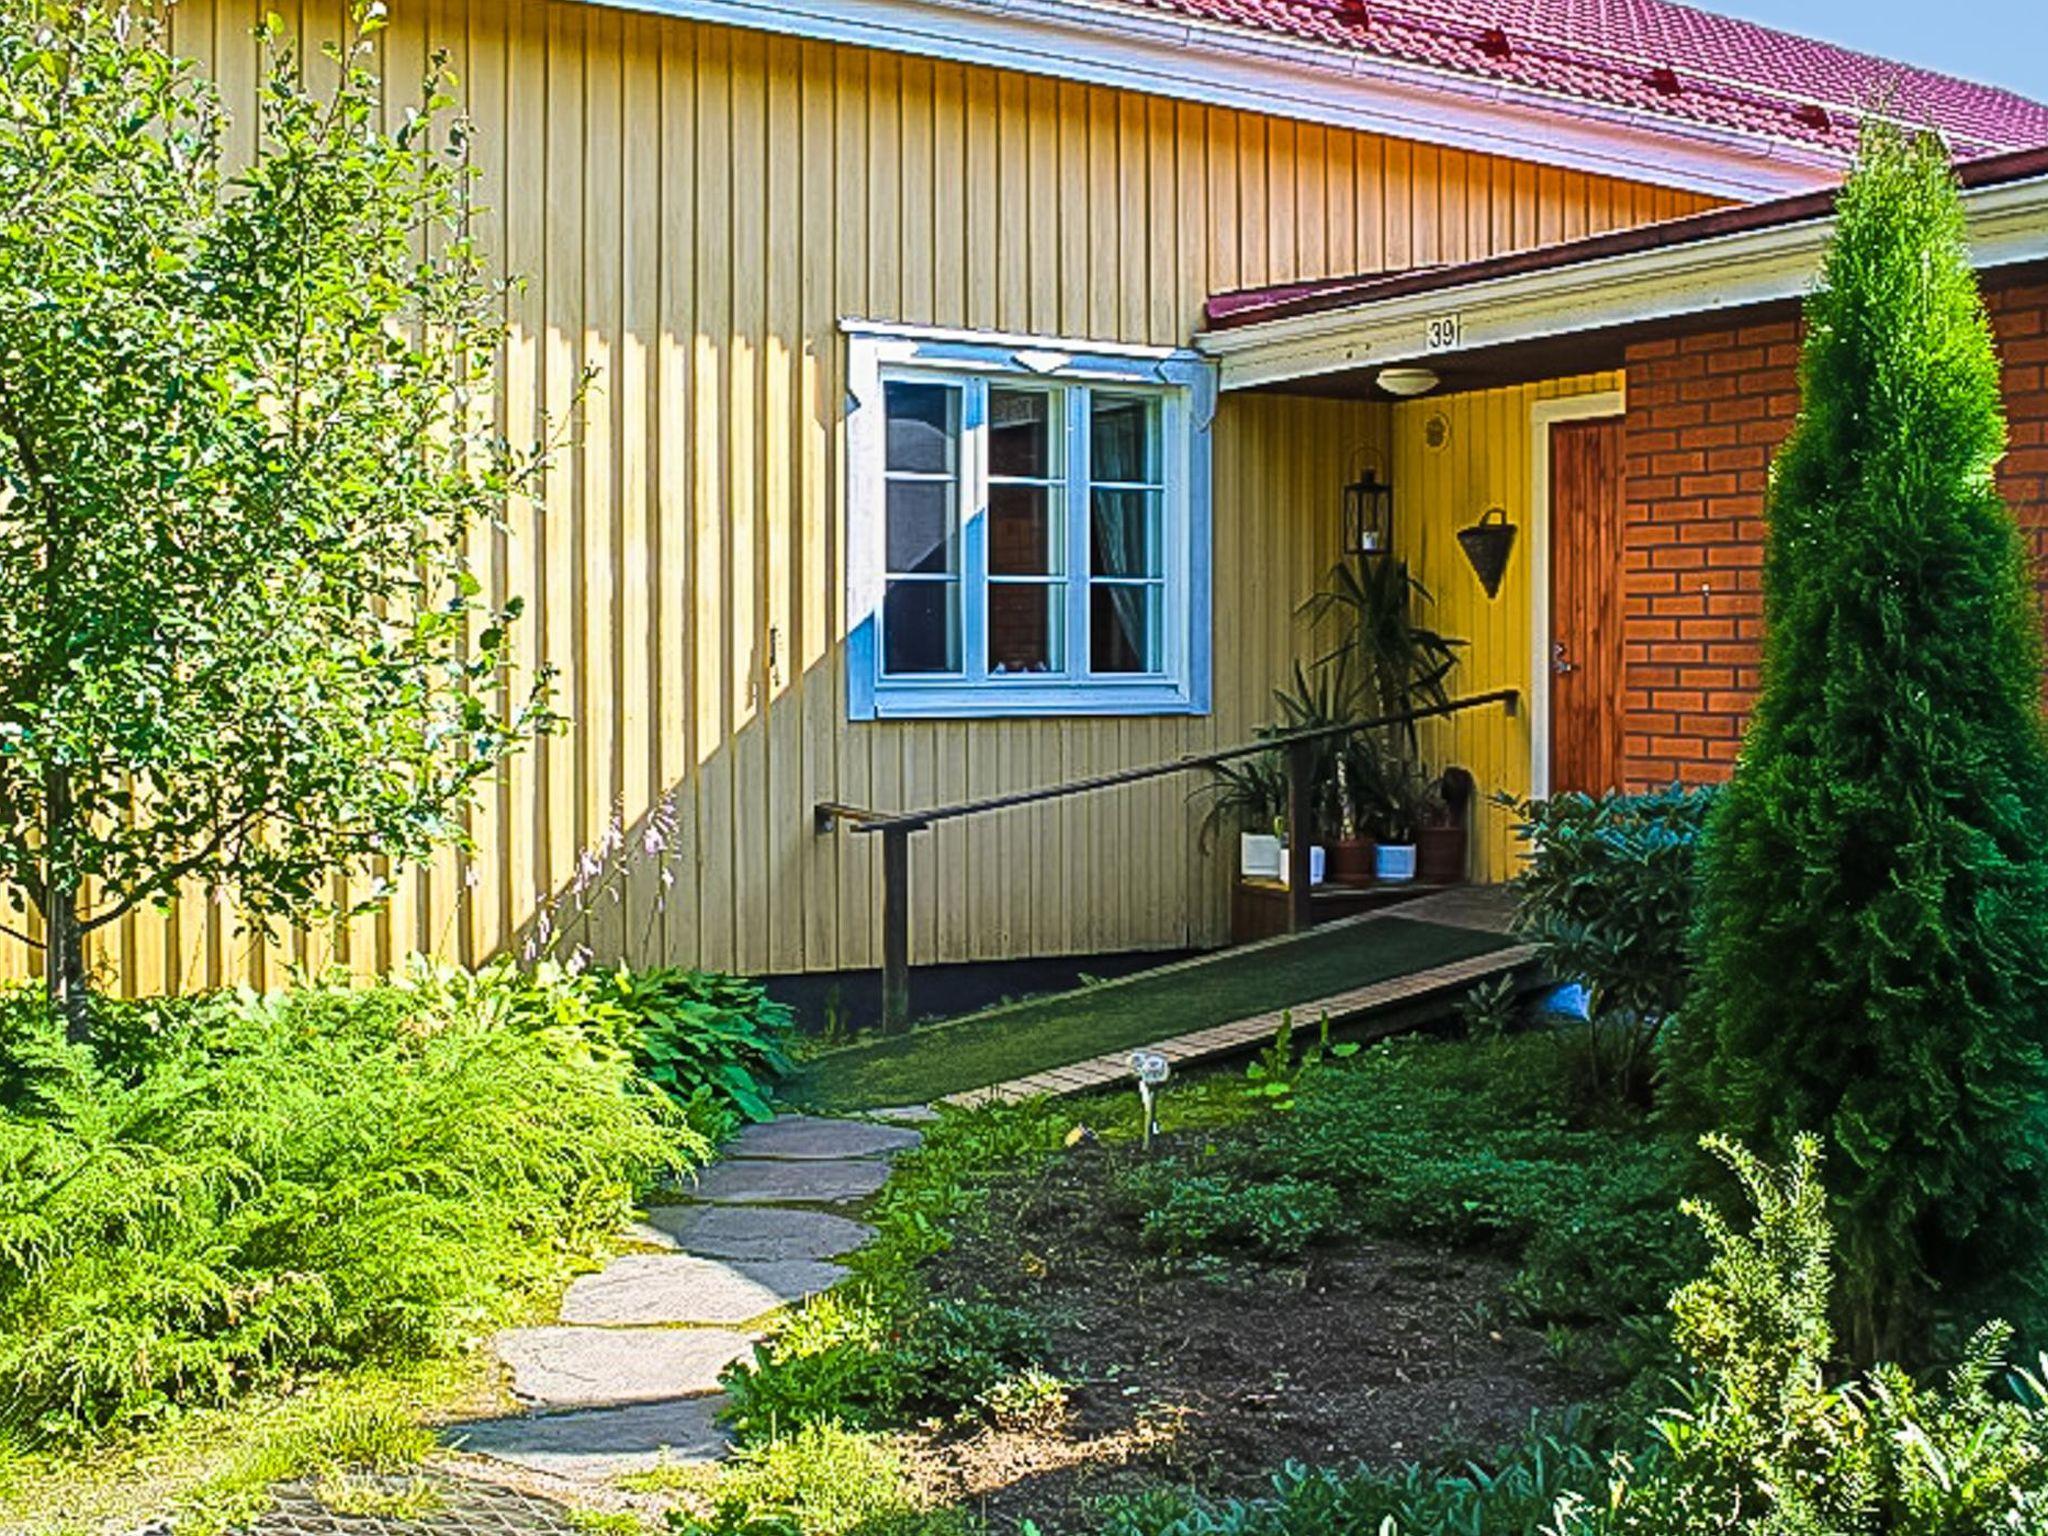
[1549,418,1626,794]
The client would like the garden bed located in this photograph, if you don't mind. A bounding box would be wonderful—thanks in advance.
[905,1126,1589,1530]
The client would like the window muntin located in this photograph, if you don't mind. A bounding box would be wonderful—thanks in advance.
[986,387,1065,675]
[1087,392,1165,674]
[881,380,962,675]
[848,325,1210,720]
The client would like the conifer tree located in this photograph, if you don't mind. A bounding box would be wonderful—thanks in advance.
[1678,126,2048,1363]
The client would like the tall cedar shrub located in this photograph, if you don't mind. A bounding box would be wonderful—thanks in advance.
[1677,126,2048,1362]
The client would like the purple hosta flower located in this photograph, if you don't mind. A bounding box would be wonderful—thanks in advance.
[524,900,555,962]
[566,944,592,977]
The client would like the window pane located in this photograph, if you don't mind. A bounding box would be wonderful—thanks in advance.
[989,388,1054,478]
[1090,584,1159,674]
[884,381,956,474]
[989,483,1063,576]
[989,583,1065,675]
[1090,392,1158,483]
[1089,488,1161,577]
[883,581,960,674]
[886,481,956,575]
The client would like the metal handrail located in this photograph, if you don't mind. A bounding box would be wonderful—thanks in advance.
[814,687,1520,1031]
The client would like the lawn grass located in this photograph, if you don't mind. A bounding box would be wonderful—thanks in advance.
[786,916,1516,1111]
[0,1352,495,1536]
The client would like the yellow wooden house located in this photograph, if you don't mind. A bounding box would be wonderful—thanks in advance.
[52,0,2048,1000]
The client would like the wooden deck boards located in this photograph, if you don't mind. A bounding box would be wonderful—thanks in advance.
[937,938,1536,1109]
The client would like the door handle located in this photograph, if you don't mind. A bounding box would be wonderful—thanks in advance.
[1552,640,1576,676]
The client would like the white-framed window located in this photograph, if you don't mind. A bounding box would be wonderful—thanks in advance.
[844,321,1215,720]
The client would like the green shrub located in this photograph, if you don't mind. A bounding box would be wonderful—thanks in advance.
[1128,1171,1345,1259]
[718,1287,1044,1442]
[1504,785,1714,1099]
[401,958,793,1132]
[1583,1136,2048,1533]
[1265,1035,1700,1328]
[0,974,701,1444]
[1679,126,2048,1364]
[1094,1422,1611,1536]
[665,1421,967,1536]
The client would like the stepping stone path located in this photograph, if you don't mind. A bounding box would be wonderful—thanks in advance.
[444,1114,918,1490]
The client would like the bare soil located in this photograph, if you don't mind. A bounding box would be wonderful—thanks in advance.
[904,1131,1593,1532]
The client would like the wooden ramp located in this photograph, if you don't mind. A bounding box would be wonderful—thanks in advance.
[930,887,1534,1110]
[937,943,1534,1108]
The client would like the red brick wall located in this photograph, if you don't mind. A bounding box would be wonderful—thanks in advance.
[1618,270,2048,787]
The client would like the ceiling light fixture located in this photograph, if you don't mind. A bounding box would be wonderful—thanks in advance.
[1376,366,1440,398]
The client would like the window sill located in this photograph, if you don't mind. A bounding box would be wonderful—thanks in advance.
[857,677,1207,720]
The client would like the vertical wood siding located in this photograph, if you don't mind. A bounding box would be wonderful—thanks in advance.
[1396,373,1628,883]
[27,0,1714,992]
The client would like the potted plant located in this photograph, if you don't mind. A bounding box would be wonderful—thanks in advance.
[1197,751,1290,877]
[1370,751,1425,883]
[1326,740,1377,887]
[1416,766,1475,885]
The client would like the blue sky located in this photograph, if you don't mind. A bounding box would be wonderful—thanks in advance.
[1717,1,2048,101]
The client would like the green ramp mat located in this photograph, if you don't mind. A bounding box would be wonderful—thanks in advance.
[786,915,1515,1112]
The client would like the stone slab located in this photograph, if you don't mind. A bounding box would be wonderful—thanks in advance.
[867,1104,941,1125]
[687,1156,893,1206]
[559,1253,844,1327]
[450,1396,730,1481]
[727,1116,921,1162]
[638,1202,875,1261]
[494,1325,755,1408]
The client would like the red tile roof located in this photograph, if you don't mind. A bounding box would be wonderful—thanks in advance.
[1112,0,2048,161]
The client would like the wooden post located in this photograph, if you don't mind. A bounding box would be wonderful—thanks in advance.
[1285,737,1315,934]
[881,824,912,1034]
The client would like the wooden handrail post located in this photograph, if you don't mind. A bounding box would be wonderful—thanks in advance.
[1285,736,1315,934]
[881,824,912,1034]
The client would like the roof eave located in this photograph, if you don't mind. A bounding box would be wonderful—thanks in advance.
[590,0,1849,200]
[1195,167,2048,392]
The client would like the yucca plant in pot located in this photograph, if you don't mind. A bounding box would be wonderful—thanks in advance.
[1300,554,1465,884]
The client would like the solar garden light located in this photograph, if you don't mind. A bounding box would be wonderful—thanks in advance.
[1129,1050,1171,1150]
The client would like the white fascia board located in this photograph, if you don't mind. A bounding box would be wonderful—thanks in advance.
[1199,172,2048,391]
[586,0,1840,201]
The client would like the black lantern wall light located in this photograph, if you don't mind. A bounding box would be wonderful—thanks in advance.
[1342,450,1394,557]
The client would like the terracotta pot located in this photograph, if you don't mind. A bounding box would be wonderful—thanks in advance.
[1416,824,1467,885]
[1327,837,1377,888]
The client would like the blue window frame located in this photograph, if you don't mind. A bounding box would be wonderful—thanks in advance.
[845,323,1214,720]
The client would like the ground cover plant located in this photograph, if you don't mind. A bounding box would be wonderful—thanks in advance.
[1679,125,2048,1362]
[0,967,709,1453]
[783,916,1513,1111]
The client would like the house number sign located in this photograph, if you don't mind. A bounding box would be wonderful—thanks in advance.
[1425,313,1464,352]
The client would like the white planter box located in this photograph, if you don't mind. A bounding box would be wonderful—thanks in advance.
[1278,845,1326,887]
[1240,832,1282,878]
